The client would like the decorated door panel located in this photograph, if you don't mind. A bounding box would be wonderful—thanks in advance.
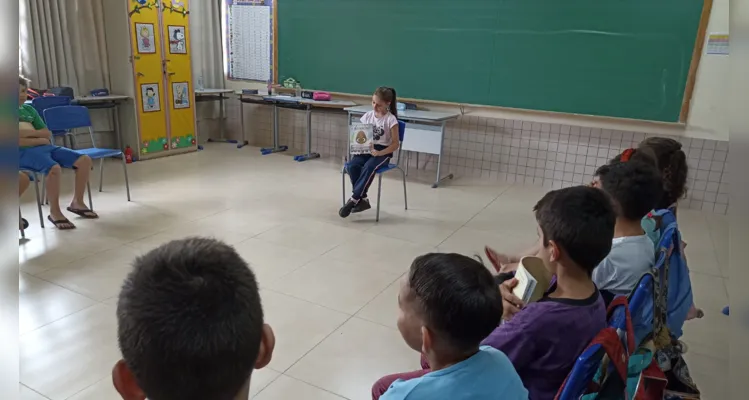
[128,0,169,156]
[162,0,196,150]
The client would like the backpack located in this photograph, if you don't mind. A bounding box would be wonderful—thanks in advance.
[556,297,667,400]
[640,208,700,399]
[636,208,693,344]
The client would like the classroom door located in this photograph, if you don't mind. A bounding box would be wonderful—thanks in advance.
[128,1,169,156]
[161,0,197,151]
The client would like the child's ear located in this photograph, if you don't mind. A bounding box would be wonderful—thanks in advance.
[254,324,276,370]
[548,240,561,262]
[112,360,146,400]
[420,326,432,355]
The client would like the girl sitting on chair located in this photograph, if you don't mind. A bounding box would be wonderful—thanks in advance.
[339,87,401,218]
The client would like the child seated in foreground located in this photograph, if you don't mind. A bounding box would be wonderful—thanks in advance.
[372,253,528,400]
[490,186,614,400]
[112,238,276,400]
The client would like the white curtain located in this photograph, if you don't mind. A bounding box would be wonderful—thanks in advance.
[190,0,225,89]
[19,0,110,95]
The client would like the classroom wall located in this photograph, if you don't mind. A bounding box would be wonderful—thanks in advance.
[217,0,729,142]
[199,100,729,215]
[193,0,729,214]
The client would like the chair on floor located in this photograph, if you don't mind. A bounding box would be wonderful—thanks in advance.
[31,96,72,145]
[342,120,407,222]
[20,170,46,229]
[43,105,131,209]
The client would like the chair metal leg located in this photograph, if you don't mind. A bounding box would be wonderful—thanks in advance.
[42,177,47,205]
[402,168,408,210]
[99,158,104,192]
[87,181,94,211]
[406,151,410,177]
[33,173,44,228]
[122,157,131,201]
[376,174,383,222]
[341,168,346,206]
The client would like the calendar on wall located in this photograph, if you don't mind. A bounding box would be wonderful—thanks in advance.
[226,0,274,82]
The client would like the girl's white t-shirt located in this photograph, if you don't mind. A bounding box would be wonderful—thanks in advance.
[360,111,398,147]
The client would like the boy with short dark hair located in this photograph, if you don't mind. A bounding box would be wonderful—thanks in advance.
[490,186,615,399]
[373,253,528,400]
[591,160,662,303]
[112,238,276,400]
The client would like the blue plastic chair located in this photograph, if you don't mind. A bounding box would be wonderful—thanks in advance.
[342,120,407,222]
[43,106,131,206]
[556,343,606,400]
[31,96,72,143]
[557,296,635,399]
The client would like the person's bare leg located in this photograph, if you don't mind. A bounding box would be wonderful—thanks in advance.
[70,155,94,212]
[46,165,74,228]
[19,171,30,196]
[19,172,30,229]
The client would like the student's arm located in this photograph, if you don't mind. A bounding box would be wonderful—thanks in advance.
[19,137,50,147]
[374,123,400,156]
[19,127,51,139]
[481,311,537,370]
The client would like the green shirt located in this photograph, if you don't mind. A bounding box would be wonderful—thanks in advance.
[19,104,46,130]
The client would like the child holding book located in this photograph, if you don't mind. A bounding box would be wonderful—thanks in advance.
[372,253,528,400]
[339,87,401,218]
[489,186,614,399]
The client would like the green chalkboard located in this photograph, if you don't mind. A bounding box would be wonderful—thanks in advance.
[278,0,705,122]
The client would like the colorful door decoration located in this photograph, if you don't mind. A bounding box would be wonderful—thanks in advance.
[128,0,196,157]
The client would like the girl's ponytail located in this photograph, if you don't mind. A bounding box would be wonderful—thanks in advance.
[388,87,398,118]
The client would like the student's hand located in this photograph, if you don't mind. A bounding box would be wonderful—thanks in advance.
[370,143,379,156]
[499,278,525,320]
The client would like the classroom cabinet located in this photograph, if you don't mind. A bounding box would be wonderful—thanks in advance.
[103,0,197,160]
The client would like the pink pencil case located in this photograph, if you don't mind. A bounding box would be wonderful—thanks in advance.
[313,91,331,101]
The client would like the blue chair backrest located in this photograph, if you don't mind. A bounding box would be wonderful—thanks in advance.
[394,120,406,165]
[635,209,693,343]
[31,96,72,121]
[397,120,406,142]
[628,273,655,345]
[556,344,606,400]
[44,105,93,131]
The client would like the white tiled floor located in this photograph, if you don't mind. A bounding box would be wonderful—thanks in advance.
[19,145,729,400]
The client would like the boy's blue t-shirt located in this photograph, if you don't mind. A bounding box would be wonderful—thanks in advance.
[380,346,529,400]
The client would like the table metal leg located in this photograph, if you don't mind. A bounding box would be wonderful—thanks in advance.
[261,104,288,155]
[219,94,226,139]
[432,121,454,188]
[294,105,320,162]
[113,105,122,152]
[237,97,249,148]
[207,96,239,145]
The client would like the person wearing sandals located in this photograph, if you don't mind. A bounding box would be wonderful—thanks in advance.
[19,76,98,229]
